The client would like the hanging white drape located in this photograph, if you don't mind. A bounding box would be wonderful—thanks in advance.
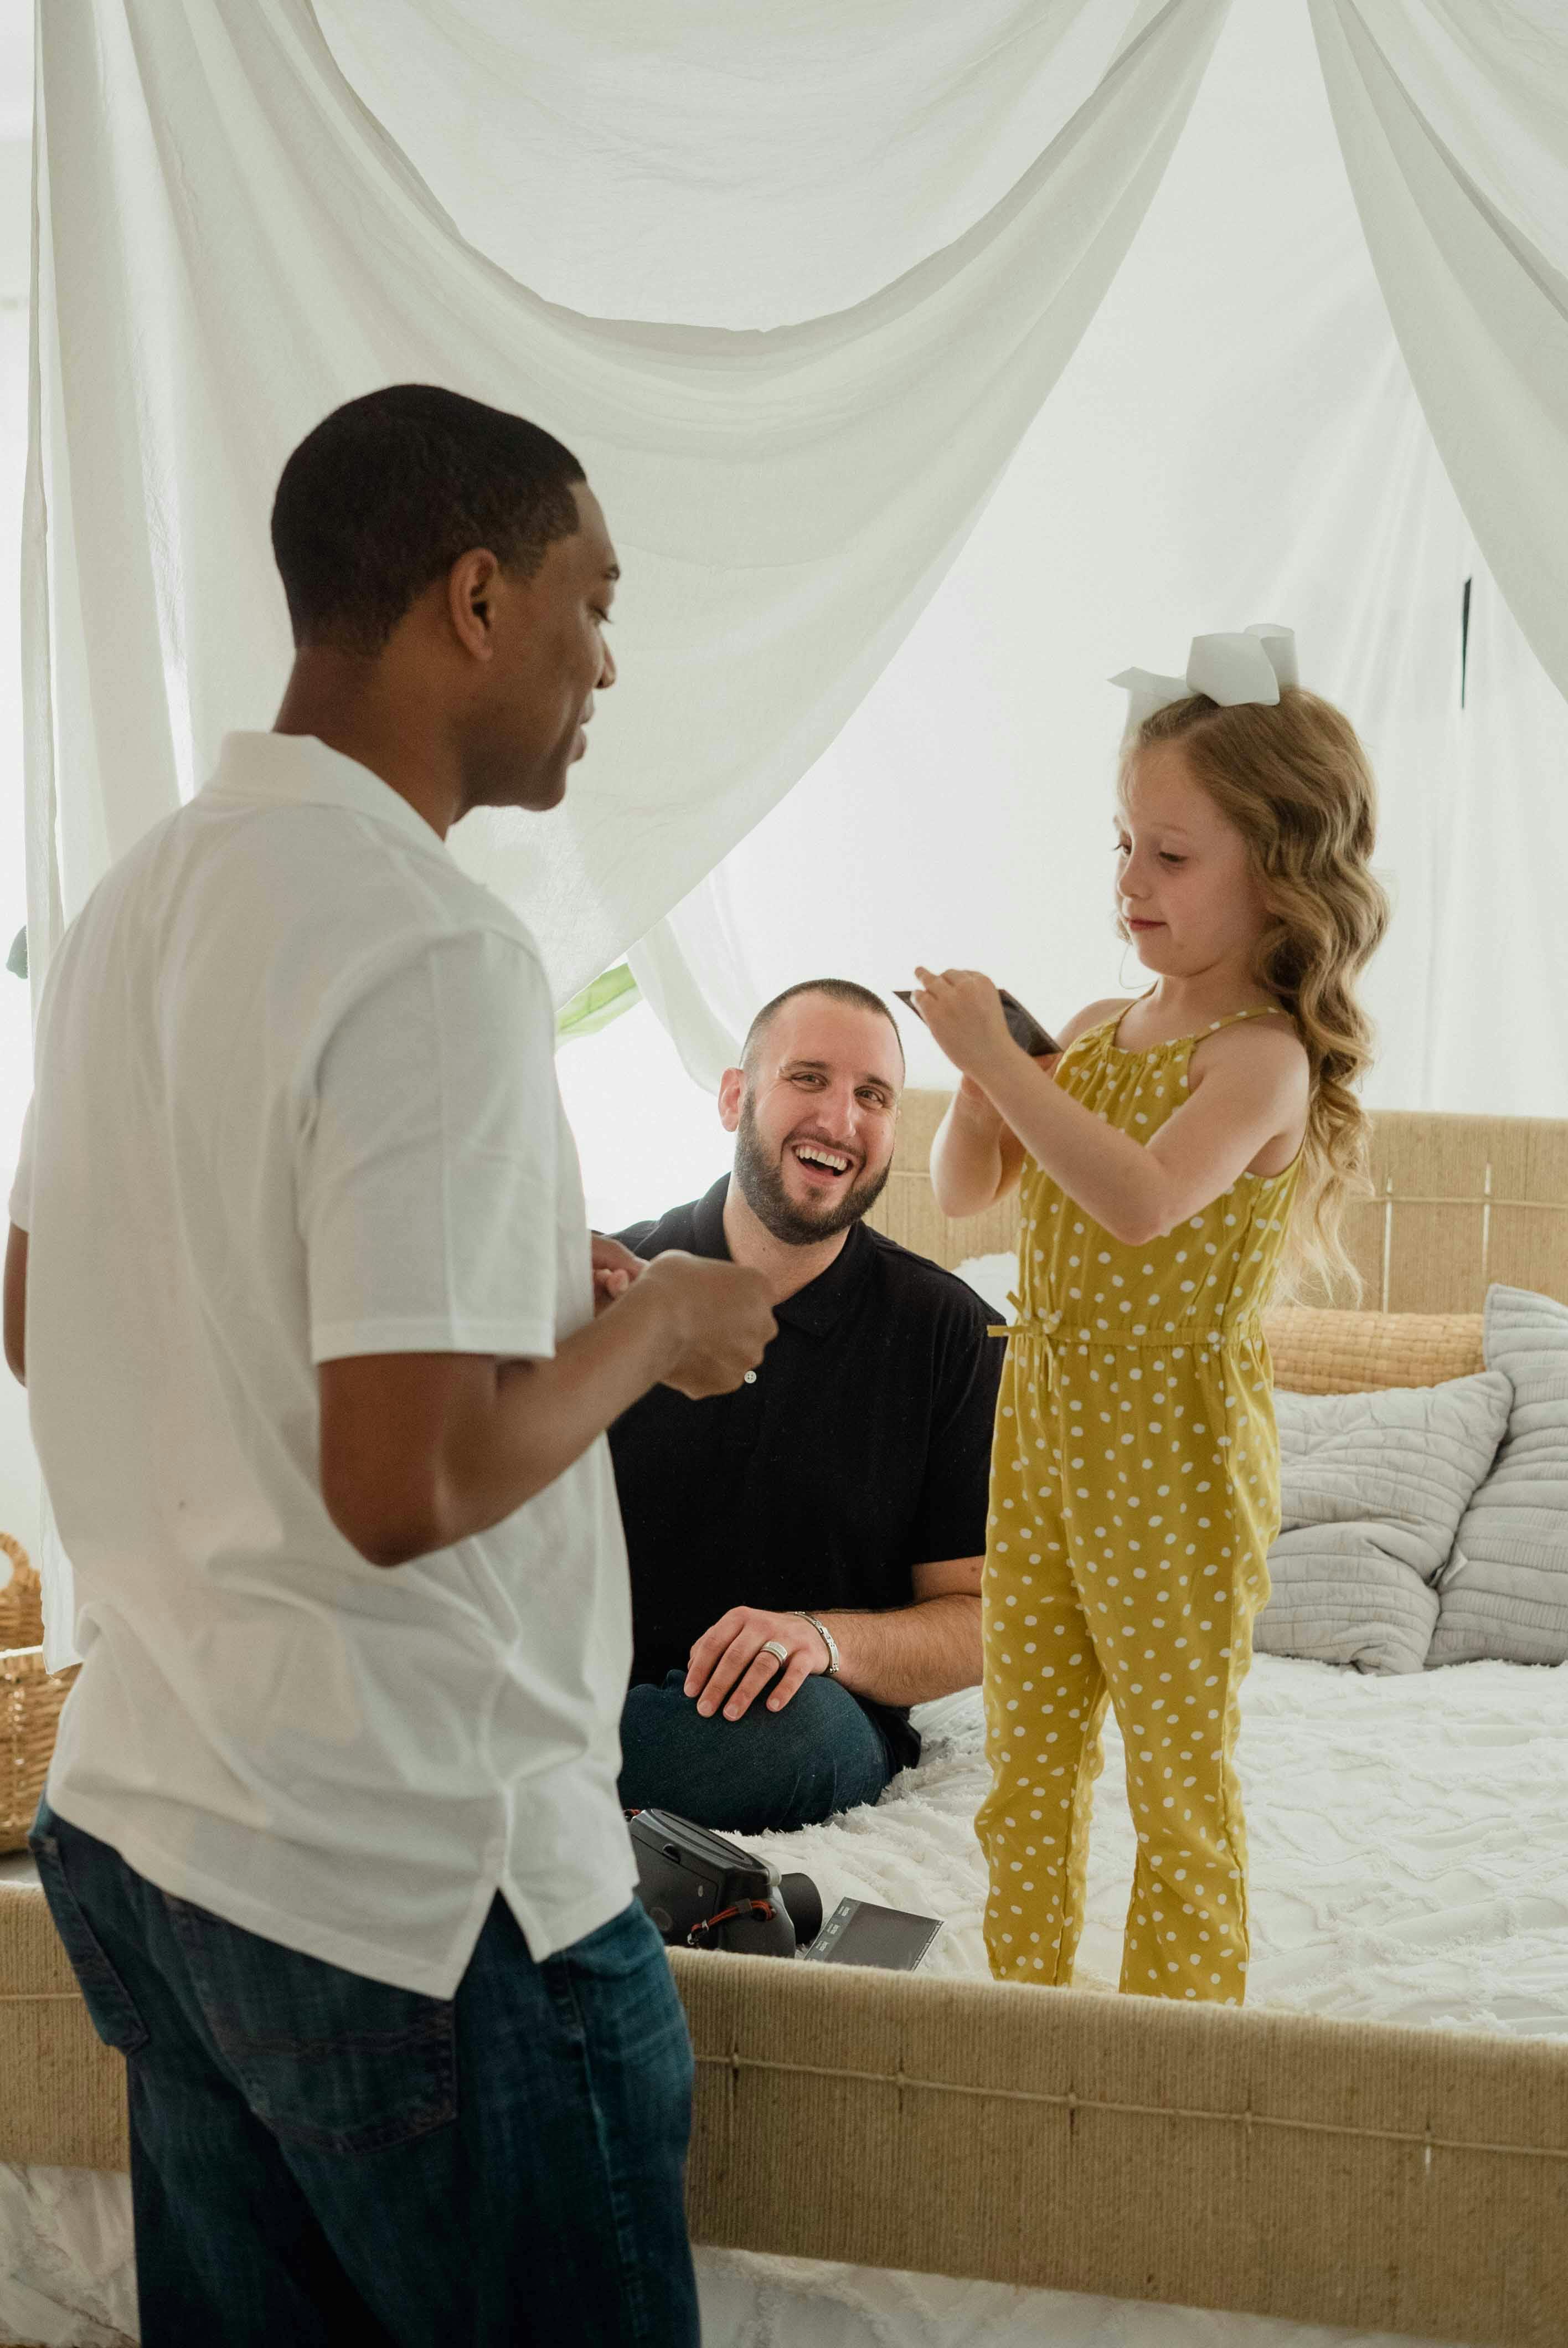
[1308,0,1568,705]
[627,0,1568,1105]
[633,0,1568,1120]
[25,0,1230,1012]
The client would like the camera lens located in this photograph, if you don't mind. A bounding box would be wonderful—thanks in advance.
[777,1871,822,1951]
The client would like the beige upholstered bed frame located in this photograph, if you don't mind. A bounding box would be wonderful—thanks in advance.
[4,1099,1568,2346]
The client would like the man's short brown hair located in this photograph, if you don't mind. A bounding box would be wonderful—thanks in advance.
[740,980,904,1079]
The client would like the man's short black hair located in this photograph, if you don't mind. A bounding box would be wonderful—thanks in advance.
[741,979,905,1078]
[270,385,587,655]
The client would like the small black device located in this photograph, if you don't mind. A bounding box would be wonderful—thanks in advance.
[895,986,1059,1059]
[802,1895,942,1973]
[628,1808,823,1957]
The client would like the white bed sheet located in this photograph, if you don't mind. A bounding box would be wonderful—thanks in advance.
[4,1652,1564,2346]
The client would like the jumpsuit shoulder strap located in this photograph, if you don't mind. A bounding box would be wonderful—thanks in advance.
[1202,1006,1292,1034]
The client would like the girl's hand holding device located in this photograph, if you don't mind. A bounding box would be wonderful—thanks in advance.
[897,972,1059,1090]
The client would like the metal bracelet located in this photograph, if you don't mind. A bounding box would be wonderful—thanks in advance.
[791,1609,840,1679]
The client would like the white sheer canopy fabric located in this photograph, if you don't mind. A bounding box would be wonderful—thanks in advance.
[24,0,1228,1007]
[634,0,1568,1114]
[1310,0,1568,707]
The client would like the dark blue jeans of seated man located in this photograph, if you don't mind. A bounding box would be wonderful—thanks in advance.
[29,1798,698,2348]
[618,1669,896,1834]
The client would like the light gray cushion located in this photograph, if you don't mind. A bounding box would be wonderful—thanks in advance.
[1257,1373,1512,1675]
[1431,1285,1568,1668]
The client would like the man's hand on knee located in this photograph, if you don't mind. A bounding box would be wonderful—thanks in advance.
[685,1606,831,1722]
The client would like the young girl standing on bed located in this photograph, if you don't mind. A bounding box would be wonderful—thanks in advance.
[914,626,1389,2004]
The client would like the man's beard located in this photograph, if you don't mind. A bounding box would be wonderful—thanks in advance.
[733,1098,891,1247]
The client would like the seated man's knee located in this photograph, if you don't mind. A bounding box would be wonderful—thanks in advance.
[767,1670,862,1754]
[618,1671,889,1834]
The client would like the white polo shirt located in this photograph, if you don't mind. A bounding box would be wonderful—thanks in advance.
[9,733,637,1997]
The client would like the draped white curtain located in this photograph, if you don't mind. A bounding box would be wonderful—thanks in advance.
[632,0,1568,1113]
[24,0,1228,1009]
[28,0,1566,1077]
[1311,0,1568,706]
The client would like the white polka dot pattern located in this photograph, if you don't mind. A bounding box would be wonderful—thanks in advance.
[977,1006,1302,2004]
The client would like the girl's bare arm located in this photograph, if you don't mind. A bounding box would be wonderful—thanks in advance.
[928,997,1127,1218]
[919,973,1308,1244]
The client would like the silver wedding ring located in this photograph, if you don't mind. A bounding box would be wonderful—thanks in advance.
[760,1639,790,1671]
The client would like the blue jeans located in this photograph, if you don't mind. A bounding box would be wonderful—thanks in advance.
[618,1669,895,1834]
[29,1799,698,2347]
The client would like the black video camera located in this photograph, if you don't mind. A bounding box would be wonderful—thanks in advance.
[628,1808,823,1957]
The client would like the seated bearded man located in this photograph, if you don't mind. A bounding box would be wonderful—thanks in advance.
[607,978,1004,1835]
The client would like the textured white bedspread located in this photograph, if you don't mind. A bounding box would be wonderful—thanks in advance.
[759,1654,1568,2034]
[4,1654,1563,2346]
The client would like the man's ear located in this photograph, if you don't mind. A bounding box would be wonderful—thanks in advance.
[716,1067,745,1134]
[446,548,502,661]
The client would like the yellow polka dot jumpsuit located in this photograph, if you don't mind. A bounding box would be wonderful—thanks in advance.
[977,1006,1302,2002]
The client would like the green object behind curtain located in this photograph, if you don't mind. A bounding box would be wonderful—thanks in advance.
[555,962,639,1046]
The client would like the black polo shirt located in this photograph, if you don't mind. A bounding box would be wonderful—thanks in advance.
[608,1178,1005,1773]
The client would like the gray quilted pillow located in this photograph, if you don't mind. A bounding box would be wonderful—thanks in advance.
[1258,1373,1512,1675]
[1431,1285,1568,1667]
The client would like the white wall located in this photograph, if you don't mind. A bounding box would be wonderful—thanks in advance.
[556,1001,731,1235]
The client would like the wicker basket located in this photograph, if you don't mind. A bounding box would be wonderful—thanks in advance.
[1,1532,78,1855]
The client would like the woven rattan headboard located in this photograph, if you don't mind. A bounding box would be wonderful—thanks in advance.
[865,1092,1568,1312]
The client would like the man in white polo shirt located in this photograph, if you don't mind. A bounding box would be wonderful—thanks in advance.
[2,385,773,2345]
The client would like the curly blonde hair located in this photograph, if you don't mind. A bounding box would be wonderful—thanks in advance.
[1119,688,1391,1301]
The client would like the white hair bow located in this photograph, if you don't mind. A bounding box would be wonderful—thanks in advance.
[1111,623,1299,737]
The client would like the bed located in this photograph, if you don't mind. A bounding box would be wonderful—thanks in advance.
[3,1096,1568,2347]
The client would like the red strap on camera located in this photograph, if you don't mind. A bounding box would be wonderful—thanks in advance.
[685,1899,777,1945]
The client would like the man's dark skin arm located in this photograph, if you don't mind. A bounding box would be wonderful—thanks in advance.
[683,1552,983,1721]
[3,1226,25,1385]
[7,1218,777,1568]
[320,1252,772,1565]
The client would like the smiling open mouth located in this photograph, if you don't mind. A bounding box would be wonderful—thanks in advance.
[792,1144,854,1181]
